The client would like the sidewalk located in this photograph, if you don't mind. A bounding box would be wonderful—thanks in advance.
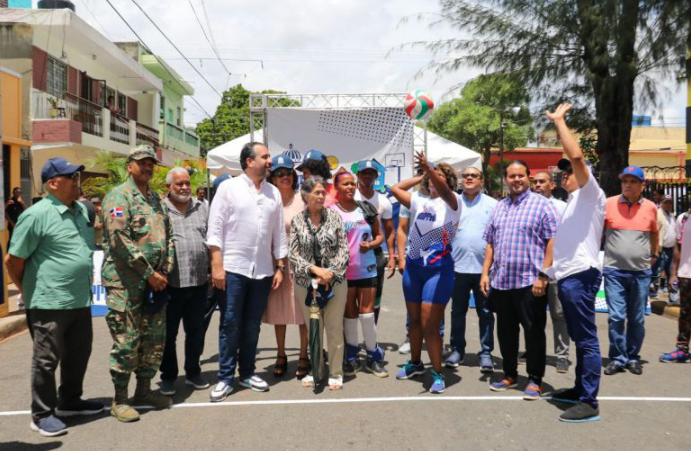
[0,283,27,342]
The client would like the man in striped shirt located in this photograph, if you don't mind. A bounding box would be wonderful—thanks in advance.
[480,161,558,400]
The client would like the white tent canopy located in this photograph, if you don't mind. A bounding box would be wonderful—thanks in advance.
[206,129,481,176]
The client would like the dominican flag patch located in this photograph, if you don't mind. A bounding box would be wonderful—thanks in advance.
[109,208,124,218]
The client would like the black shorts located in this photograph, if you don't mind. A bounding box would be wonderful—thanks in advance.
[347,277,379,288]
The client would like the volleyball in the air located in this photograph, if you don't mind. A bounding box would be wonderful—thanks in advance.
[404,90,435,120]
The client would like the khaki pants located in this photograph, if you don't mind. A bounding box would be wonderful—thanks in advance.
[295,282,347,381]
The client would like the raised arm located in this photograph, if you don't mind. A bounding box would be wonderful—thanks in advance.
[416,151,458,210]
[546,103,589,188]
[391,176,423,210]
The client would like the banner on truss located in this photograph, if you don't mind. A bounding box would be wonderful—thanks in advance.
[266,108,414,187]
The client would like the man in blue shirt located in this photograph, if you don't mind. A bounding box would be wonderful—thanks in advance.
[446,167,498,373]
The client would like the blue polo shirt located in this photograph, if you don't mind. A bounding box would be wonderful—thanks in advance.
[452,192,498,274]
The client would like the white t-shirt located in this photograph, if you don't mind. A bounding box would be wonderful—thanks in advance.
[551,175,607,281]
[354,190,393,220]
[547,196,567,219]
[678,217,691,278]
[406,193,462,268]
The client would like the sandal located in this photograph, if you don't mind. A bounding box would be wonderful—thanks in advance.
[328,376,343,391]
[301,375,315,388]
[273,355,288,378]
[296,357,311,380]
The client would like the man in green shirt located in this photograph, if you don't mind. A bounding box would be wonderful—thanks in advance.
[6,158,104,437]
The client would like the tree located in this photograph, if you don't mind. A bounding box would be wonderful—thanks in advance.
[196,84,293,157]
[426,73,533,188]
[410,0,691,195]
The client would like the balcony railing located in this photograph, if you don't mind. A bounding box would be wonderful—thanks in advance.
[160,120,200,156]
[136,122,159,148]
[33,90,103,137]
[110,113,130,145]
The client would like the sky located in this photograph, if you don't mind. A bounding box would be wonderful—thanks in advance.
[64,0,687,129]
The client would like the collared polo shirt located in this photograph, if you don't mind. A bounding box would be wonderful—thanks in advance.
[604,195,659,271]
[483,190,558,290]
[452,192,497,274]
[9,194,94,309]
[206,173,288,279]
[165,197,209,288]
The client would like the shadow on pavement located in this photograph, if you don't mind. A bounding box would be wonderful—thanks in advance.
[0,441,62,451]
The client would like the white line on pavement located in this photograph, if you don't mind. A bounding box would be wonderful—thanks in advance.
[2,395,691,417]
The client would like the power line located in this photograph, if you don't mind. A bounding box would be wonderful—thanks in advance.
[188,0,232,77]
[200,0,218,50]
[129,0,223,97]
[103,0,213,118]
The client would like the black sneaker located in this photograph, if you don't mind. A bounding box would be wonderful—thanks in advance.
[604,361,625,375]
[550,388,580,404]
[625,361,643,375]
[559,402,600,423]
[343,358,361,376]
[55,399,105,417]
[365,359,389,378]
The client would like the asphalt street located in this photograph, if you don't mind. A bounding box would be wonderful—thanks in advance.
[1,274,689,451]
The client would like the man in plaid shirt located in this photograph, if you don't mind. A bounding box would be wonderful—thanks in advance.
[480,161,558,400]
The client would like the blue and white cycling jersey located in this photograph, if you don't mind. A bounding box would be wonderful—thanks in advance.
[406,193,462,268]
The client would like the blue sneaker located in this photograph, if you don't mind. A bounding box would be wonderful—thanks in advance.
[659,350,691,363]
[30,415,67,437]
[489,376,517,392]
[396,360,426,380]
[523,381,542,400]
[479,354,494,374]
[444,349,464,368]
[430,370,445,394]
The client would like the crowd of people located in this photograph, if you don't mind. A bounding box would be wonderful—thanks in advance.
[5,104,691,437]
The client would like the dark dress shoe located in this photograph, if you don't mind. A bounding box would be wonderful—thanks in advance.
[625,361,643,375]
[604,361,625,375]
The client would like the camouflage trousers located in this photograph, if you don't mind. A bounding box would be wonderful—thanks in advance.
[676,278,691,352]
[106,287,167,389]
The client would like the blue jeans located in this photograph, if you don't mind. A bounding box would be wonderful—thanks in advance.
[160,284,208,381]
[558,267,602,409]
[603,268,651,366]
[217,273,272,383]
[449,272,494,357]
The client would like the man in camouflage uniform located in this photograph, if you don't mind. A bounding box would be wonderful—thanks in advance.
[102,145,175,422]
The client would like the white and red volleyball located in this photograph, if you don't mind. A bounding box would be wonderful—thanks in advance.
[404,90,434,120]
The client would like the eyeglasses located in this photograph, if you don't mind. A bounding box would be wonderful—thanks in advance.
[58,172,81,180]
[273,170,292,178]
[461,173,481,179]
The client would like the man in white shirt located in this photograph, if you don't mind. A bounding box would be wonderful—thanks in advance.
[206,142,288,402]
[354,159,395,324]
[653,196,676,295]
[533,171,571,373]
[660,208,691,363]
[543,104,606,423]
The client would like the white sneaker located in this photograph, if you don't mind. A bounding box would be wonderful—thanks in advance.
[239,375,269,392]
[399,338,411,354]
[209,381,232,402]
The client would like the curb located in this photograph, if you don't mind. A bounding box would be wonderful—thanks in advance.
[0,313,28,343]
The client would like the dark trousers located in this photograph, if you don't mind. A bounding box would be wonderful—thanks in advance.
[491,286,547,384]
[217,273,272,383]
[27,307,93,421]
[558,267,603,408]
[449,272,494,357]
[160,284,208,381]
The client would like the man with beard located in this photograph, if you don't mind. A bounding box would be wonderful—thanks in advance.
[481,160,558,400]
[102,145,175,422]
[159,168,210,396]
[207,142,287,402]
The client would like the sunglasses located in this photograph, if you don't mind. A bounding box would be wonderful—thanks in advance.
[58,172,81,180]
[462,173,481,179]
[273,170,292,178]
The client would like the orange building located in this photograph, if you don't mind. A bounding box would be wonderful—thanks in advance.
[1,66,32,317]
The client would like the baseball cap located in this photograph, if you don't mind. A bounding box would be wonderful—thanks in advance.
[661,195,673,203]
[128,144,160,163]
[619,165,645,181]
[41,157,85,183]
[212,173,231,190]
[271,155,295,172]
[356,159,379,174]
[297,149,327,170]
[557,158,595,174]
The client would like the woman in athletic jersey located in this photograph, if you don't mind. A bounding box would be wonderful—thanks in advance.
[331,172,389,378]
[390,154,462,394]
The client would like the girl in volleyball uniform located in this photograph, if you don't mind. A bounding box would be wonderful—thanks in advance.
[390,156,462,394]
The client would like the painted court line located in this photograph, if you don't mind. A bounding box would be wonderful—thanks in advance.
[2,395,691,417]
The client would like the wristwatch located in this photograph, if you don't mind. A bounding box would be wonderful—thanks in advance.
[538,270,550,280]
[276,265,286,273]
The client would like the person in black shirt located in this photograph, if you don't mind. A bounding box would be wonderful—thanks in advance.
[5,187,27,243]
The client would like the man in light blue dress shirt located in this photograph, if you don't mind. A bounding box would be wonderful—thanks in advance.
[445,166,498,373]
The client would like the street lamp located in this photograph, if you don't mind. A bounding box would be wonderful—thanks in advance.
[499,106,522,194]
